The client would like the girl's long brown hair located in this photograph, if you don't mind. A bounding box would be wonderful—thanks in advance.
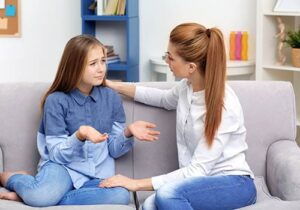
[170,23,226,148]
[41,35,106,109]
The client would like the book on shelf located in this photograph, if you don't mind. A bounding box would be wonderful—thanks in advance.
[99,0,126,16]
[116,0,126,15]
[97,0,103,15]
[105,45,121,64]
[107,55,120,60]
[107,57,121,64]
[104,0,118,15]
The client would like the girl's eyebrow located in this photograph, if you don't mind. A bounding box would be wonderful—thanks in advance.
[88,58,98,63]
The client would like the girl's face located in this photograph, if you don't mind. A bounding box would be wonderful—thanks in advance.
[165,42,190,79]
[78,45,107,94]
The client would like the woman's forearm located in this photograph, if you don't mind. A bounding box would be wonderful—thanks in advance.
[134,178,154,191]
[107,80,136,98]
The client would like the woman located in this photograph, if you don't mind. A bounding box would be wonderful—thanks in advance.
[0,35,160,207]
[101,23,257,210]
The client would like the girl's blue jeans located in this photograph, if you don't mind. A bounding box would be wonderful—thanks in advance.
[143,175,257,210]
[6,161,130,207]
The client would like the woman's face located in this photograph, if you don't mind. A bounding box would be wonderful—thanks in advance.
[78,45,107,94]
[165,42,190,79]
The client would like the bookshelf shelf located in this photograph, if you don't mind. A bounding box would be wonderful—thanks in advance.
[150,58,255,81]
[83,15,132,21]
[81,0,139,81]
[264,12,300,16]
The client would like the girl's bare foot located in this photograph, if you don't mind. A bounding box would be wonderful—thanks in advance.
[0,171,28,187]
[0,191,21,202]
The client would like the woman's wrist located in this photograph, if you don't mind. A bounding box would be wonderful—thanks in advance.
[134,178,154,191]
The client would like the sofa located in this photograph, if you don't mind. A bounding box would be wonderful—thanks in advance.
[0,81,300,210]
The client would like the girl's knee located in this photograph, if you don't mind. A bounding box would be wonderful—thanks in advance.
[112,187,130,205]
[22,190,61,207]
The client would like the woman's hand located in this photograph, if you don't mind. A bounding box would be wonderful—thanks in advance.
[99,174,138,191]
[104,79,114,89]
[125,121,160,141]
[104,79,136,98]
[76,125,108,143]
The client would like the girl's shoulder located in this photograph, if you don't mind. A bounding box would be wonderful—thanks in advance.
[45,91,70,108]
[96,85,119,96]
[96,85,122,101]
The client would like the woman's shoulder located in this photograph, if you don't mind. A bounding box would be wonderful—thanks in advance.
[172,79,189,92]
[224,84,243,115]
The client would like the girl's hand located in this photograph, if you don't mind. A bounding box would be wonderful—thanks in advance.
[76,125,108,143]
[99,174,138,191]
[125,121,160,141]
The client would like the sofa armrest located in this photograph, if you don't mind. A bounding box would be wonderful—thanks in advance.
[267,140,300,200]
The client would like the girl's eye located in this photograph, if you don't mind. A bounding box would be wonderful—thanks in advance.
[90,62,96,66]
[101,59,107,64]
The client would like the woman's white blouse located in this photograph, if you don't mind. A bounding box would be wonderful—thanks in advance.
[134,79,254,190]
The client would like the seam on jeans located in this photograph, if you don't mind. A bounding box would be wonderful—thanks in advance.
[246,191,257,205]
[245,183,257,205]
[59,188,101,202]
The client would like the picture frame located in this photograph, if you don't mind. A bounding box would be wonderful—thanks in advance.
[273,0,300,13]
[0,0,21,37]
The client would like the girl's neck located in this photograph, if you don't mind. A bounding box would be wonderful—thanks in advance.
[77,85,92,96]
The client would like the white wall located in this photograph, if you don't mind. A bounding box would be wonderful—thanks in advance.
[0,0,256,82]
[0,0,81,83]
[139,0,257,81]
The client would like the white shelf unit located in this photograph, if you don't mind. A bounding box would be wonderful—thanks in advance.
[150,58,255,82]
[256,0,300,142]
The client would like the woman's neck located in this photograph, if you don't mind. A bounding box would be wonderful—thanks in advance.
[189,72,205,92]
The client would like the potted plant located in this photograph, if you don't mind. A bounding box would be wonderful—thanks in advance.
[284,28,300,67]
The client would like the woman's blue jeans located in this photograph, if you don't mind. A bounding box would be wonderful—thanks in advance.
[142,175,256,210]
[6,161,130,207]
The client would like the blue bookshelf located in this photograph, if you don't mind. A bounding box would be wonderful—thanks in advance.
[81,0,139,82]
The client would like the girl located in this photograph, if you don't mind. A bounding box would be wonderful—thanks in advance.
[0,35,159,207]
[101,23,257,210]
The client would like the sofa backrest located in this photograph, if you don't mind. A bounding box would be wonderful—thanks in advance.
[131,81,297,180]
[0,81,296,180]
[0,83,134,177]
[230,81,296,177]
[0,83,48,174]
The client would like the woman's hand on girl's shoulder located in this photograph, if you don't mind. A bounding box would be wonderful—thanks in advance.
[125,121,160,141]
[104,79,114,89]
[76,125,108,143]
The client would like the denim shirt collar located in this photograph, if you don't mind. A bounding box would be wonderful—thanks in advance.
[70,86,99,105]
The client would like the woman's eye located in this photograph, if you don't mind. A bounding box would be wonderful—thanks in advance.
[90,62,96,66]
[101,59,107,64]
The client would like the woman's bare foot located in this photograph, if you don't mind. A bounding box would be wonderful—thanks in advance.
[0,170,28,187]
[0,191,22,202]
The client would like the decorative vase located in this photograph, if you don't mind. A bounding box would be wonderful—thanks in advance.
[291,48,300,67]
